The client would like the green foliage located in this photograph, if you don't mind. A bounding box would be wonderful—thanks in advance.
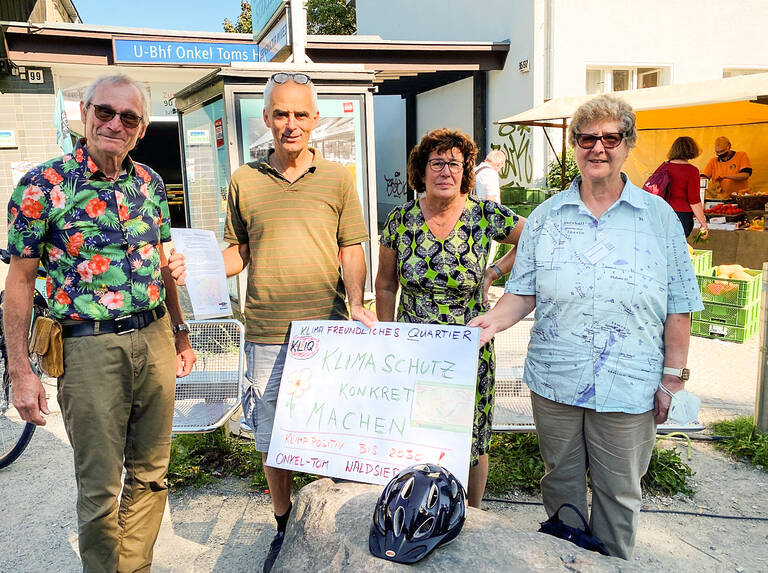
[546,148,579,189]
[223,1,252,34]
[487,433,545,494]
[642,445,695,496]
[711,416,768,470]
[168,428,320,490]
[307,0,356,35]
[487,432,695,497]
[223,0,356,35]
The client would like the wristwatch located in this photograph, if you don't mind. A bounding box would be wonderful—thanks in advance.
[173,322,191,335]
[663,366,690,381]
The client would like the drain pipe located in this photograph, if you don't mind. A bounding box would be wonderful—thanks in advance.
[756,262,768,432]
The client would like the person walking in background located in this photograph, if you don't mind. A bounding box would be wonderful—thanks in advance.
[169,71,375,573]
[473,148,505,204]
[474,149,507,267]
[469,94,703,559]
[665,136,708,238]
[702,136,752,200]
[375,128,525,508]
[5,74,195,572]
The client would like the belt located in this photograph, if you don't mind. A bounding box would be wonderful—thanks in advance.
[61,306,166,338]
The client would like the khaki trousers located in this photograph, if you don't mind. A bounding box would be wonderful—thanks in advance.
[531,392,655,559]
[57,313,176,573]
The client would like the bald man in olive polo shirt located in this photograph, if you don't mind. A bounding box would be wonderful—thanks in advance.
[170,72,375,572]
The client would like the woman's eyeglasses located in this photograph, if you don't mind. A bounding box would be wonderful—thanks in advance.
[87,103,143,129]
[427,159,464,174]
[270,72,312,85]
[575,132,625,149]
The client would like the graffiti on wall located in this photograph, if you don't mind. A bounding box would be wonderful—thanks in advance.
[490,124,533,185]
[383,171,408,198]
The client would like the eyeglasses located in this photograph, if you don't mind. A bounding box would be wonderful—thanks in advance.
[574,132,625,149]
[427,159,464,174]
[270,72,312,85]
[87,103,143,129]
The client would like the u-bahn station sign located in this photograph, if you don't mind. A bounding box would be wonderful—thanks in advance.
[114,39,259,65]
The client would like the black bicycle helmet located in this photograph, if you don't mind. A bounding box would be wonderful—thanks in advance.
[369,463,466,564]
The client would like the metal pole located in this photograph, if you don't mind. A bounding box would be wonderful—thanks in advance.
[560,119,567,189]
[756,262,768,432]
[289,0,307,64]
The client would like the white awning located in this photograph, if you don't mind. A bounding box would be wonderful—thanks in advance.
[496,73,768,130]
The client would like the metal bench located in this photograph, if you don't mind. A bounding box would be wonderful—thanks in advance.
[172,319,244,433]
[491,316,704,433]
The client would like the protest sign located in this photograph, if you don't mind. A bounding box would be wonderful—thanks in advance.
[266,320,479,487]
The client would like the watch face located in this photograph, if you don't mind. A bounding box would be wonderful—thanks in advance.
[681,368,690,381]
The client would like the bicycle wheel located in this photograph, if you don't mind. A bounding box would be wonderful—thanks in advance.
[0,369,36,469]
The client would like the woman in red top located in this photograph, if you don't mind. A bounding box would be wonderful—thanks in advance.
[665,136,708,238]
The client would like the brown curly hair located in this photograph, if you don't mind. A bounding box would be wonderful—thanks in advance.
[407,128,478,195]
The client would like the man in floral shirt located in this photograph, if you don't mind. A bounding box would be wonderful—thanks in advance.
[4,74,195,572]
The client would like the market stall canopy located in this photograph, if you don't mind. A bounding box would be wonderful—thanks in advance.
[495,72,768,129]
[495,73,768,195]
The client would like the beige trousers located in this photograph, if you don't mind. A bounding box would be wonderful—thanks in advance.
[531,392,655,559]
[57,313,176,573]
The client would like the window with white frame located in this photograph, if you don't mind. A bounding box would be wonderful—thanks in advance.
[723,68,768,78]
[586,67,667,94]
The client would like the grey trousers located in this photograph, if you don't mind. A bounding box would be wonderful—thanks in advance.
[531,392,655,559]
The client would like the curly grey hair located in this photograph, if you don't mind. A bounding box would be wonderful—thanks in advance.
[568,94,637,149]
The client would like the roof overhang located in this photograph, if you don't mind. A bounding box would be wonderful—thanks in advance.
[1,22,509,96]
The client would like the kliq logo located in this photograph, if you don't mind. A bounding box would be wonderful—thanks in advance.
[290,336,319,359]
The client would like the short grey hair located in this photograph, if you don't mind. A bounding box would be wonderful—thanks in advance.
[484,149,506,167]
[263,76,318,111]
[83,74,151,126]
[568,94,637,149]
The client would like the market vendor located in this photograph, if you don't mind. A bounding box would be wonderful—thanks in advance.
[701,136,752,199]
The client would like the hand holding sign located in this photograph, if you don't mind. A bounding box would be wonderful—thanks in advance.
[266,320,479,488]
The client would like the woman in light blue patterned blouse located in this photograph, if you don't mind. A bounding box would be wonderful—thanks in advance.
[469,94,703,559]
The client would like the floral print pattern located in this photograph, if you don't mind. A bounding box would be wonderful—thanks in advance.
[380,196,519,464]
[7,139,171,320]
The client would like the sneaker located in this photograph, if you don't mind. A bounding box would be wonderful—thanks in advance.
[262,530,285,573]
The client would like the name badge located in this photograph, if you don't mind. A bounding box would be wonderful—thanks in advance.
[583,238,615,264]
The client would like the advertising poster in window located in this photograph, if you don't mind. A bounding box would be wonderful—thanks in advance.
[237,95,367,208]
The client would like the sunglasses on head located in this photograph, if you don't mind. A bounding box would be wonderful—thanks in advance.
[574,132,625,149]
[87,103,143,129]
[270,72,312,85]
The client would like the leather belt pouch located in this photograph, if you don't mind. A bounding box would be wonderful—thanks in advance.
[29,316,64,377]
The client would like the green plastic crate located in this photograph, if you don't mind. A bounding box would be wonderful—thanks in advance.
[697,268,762,307]
[690,250,712,275]
[691,317,759,343]
[505,203,537,218]
[500,185,528,204]
[692,301,760,328]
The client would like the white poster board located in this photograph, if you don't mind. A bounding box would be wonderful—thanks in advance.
[266,320,479,487]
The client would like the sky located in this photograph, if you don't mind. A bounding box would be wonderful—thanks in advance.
[72,0,245,33]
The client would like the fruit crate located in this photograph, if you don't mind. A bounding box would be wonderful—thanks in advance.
[692,301,760,328]
[690,249,712,275]
[691,317,759,343]
[696,268,762,307]
[500,186,554,207]
[505,203,537,218]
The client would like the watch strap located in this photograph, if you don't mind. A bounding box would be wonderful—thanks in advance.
[663,366,690,380]
[173,322,190,334]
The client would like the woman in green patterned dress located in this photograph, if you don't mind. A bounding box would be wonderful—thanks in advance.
[375,128,525,507]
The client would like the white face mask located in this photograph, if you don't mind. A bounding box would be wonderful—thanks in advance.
[661,386,701,425]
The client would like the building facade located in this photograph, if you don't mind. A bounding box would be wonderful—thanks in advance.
[358,0,768,194]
